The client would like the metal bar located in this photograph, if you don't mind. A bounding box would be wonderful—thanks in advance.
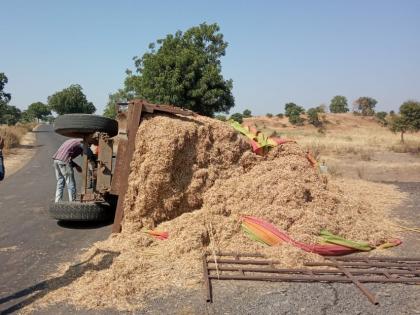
[202,254,212,302]
[305,261,420,268]
[208,274,420,283]
[330,257,378,305]
[207,266,418,276]
[207,258,278,265]
[203,253,420,304]
[206,252,265,258]
[335,256,420,262]
[110,138,128,195]
[409,267,420,276]
[142,102,195,116]
[112,101,143,233]
[96,136,113,193]
[81,137,89,195]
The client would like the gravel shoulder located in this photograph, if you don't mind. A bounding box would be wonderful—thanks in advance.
[3,131,37,179]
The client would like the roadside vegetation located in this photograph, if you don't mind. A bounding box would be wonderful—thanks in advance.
[0,123,35,152]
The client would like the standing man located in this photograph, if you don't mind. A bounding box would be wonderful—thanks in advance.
[0,136,5,181]
[52,138,95,202]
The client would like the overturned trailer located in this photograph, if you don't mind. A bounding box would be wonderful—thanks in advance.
[50,99,194,232]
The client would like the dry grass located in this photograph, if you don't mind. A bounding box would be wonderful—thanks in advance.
[246,114,420,159]
[0,123,35,152]
[390,140,420,154]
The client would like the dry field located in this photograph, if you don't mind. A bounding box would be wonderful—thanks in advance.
[246,113,420,182]
[0,123,37,177]
[0,123,36,153]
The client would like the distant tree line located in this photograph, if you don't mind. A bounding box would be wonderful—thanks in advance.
[224,96,420,142]
[0,72,96,126]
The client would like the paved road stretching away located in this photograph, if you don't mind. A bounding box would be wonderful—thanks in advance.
[0,125,111,314]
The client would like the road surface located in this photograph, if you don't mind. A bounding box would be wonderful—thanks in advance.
[0,125,111,314]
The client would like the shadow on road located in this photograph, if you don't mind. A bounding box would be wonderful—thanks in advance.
[17,144,44,149]
[0,249,120,314]
[57,219,114,230]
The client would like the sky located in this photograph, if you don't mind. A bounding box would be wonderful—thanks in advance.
[1,0,420,115]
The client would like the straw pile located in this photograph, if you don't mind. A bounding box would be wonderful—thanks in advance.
[30,114,405,312]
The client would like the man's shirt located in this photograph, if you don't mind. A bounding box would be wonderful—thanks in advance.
[53,139,94,163]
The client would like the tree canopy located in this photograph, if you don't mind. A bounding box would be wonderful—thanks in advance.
[375,111,388,126]
[388,100,420,142]
[242,109,252,118]
[1,105,21,125]
[329,96,348,113]
[284,103,305,117]
[284,102,305,125]
[27,102,51,121]
[307,107,322,127]
[103,89,132,119]
[48,84,96,115]
[0,73,11,105]
[354,97,377,116]
[0,73,11,119]
[230,113,243,123]
[124,23,234,117]
[0,73,21,125]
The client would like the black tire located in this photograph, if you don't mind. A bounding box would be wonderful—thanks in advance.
[54,114,118,138]
[49,201,114,221]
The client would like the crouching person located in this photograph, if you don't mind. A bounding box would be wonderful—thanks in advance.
[52,138,96,202]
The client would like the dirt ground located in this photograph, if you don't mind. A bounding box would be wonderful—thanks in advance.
[3,131,37,178]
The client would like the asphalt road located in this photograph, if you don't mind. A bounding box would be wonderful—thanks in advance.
[0,125,111,314]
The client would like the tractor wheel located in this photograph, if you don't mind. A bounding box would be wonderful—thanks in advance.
[49,201,114,221]
[54,114,118,138]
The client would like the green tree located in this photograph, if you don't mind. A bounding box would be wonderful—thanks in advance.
[276,113,284,118]
[315,104,327,113]
[215,114,227,121]
[103,89,132,119]
[266,113,273,118]
[20,110,35,123]
[0,73,13,124]
[285,102,305,125]
[48,84,96,115]
[375,111,388,126]
[329,95,349,113]
[285,103,305,117]
[307,108,322,127]
[124,23,234,117]
[1,105,21,125]
[27,102,51,122]
[388,100,420,142]
[242,109,252,118]
[0,73,11,105]
[354,97,377,116]
[288,114,304,125]
[230,113,243,123]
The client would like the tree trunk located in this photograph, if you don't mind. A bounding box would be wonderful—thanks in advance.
[401,131,405,143]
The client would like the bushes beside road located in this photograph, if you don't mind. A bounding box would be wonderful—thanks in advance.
[0,123,35,152]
